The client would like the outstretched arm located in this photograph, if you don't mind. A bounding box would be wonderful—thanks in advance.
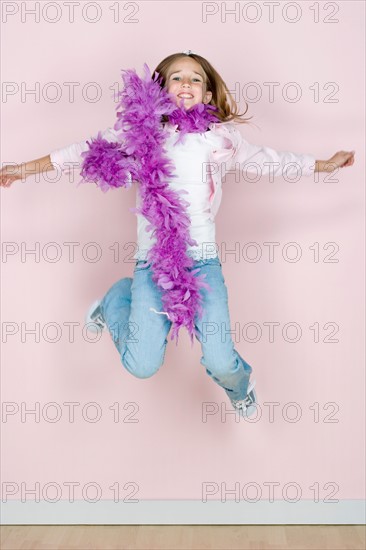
[233,136,316,177]
[0,126,121,188]
[232,131,355,176]
[49,126,120,175]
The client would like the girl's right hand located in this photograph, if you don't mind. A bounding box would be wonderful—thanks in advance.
[0,164,25,188]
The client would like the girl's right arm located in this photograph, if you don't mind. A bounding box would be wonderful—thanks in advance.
[0,154,53,187]
[0,126,119,188]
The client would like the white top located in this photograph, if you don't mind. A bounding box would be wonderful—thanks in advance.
[134,128,225,260]
[49,122,316,261]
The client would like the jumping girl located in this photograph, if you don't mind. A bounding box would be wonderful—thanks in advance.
[0,51,355,418]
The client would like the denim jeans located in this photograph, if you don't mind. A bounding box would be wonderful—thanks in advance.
[99,257,253,401]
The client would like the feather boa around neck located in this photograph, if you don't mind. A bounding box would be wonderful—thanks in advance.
[79,63,220,345]
[167,100,219,143]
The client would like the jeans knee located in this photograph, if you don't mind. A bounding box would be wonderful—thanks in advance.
[121,348,162,379]
[129,368,157,380]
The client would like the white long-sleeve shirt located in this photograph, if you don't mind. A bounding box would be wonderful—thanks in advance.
[49,122,316,261]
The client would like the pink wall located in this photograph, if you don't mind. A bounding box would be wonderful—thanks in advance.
[1,0,364,506]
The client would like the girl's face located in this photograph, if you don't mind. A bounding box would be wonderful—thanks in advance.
[165,57,213,109]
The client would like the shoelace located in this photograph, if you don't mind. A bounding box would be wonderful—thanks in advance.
[233,394,254,410]
[91,310,105,327]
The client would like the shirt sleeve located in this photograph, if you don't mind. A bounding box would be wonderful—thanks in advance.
[232,130,316,178]
[49,126,120,175]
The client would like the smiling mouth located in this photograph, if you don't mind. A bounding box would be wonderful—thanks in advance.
[178,94,194,99]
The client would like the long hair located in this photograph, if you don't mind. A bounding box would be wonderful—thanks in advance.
[152,52,254,125]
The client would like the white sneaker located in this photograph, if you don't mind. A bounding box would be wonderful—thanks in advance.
[85,300,106,333]
[230,379,258,418]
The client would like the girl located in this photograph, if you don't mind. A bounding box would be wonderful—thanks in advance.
[0,51,355,418]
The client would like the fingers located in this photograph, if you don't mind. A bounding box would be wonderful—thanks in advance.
[347,151,355,165]
[340,152,355,168]
[0,177,13,188]
[0,165,21,184]
[0,172,10,186]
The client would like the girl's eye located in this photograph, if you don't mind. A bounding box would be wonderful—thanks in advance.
[172,76,202,83]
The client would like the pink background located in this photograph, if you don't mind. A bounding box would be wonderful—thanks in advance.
[1,1,364,504]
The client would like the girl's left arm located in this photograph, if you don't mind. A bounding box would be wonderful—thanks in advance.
[232,130,355,175]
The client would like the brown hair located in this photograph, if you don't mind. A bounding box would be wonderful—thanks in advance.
[152,52,253,125]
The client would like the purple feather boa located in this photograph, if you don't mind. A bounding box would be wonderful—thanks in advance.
[79,63,220,345]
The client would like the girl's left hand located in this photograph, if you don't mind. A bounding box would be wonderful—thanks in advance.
[327,150,355,171]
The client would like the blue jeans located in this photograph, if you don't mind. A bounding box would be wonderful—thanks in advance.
[99,257,253,401]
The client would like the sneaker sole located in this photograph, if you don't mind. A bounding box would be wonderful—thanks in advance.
[247,378,256,394]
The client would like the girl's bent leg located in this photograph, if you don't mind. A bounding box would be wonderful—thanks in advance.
[100,263,171,379]
[193,258,253,402]
[99,276,132,348]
